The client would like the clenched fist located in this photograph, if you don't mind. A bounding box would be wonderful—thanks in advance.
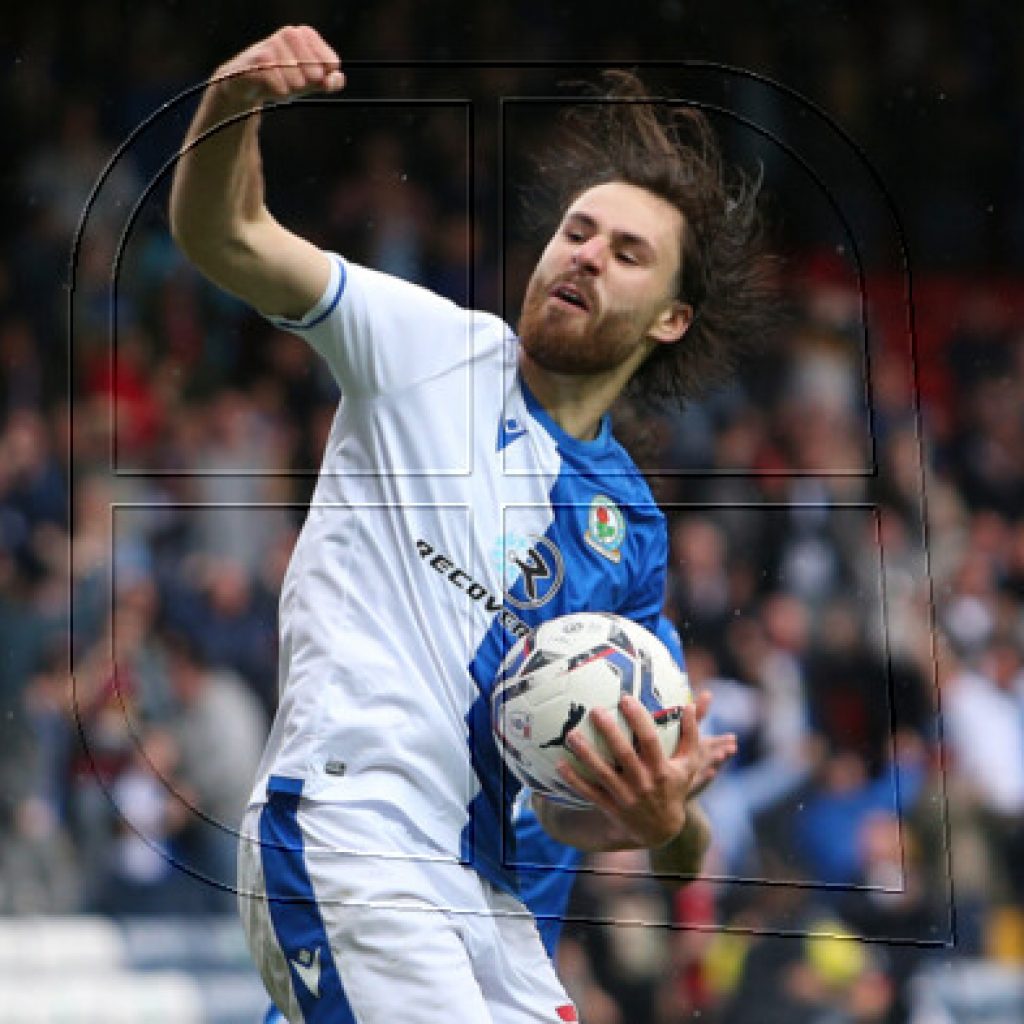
[211,25,345,106]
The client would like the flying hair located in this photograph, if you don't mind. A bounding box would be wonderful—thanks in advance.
[533,70,780,405]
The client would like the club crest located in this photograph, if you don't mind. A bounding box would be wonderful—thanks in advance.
[584,495,625,563]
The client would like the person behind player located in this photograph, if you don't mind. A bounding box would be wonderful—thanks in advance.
[171,25,767,1024]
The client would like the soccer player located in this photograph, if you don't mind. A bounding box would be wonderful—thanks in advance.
[170,25,765,1023]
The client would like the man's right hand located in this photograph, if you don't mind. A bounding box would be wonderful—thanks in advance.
[211,25,346,107]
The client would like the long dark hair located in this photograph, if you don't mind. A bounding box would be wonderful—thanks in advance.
[534,71,779,405]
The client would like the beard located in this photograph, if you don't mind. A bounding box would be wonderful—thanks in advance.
[517,273,648,376]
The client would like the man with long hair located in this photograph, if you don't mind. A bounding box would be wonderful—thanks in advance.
[171,25,766,1023]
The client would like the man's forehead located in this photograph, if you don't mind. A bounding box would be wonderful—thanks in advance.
[565,181,684,249]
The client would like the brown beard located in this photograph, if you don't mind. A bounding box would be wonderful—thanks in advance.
[517,274,646,376]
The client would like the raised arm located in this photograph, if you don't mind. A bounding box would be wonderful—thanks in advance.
[169,26,344,319]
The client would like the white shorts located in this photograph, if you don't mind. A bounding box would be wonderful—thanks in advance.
[237,786,577,1024]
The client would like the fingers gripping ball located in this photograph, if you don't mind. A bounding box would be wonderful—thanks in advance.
[491,612,692,807]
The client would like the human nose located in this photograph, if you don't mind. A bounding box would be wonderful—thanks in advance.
[570,235,607,274]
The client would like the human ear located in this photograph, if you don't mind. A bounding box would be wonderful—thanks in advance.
[648,300,693,345]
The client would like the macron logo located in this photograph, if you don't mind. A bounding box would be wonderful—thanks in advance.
[497,416,528,452]
[290,947,322,998]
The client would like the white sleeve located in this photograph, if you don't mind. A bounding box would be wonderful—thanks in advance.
[266,253,480,396]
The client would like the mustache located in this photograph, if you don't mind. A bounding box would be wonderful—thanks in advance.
[546,274,596,313]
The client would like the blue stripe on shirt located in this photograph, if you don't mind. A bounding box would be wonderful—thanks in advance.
[272,256,347,330]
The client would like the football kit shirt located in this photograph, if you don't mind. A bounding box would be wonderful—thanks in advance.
[250,253,669,896]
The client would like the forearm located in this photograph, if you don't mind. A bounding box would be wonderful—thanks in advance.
[532,795,635,852]
[534,794,710,881]
[166,28,340,317]
[169,78,269,265]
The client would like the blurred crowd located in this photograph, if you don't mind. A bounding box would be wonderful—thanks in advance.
[4,3,1024,1023]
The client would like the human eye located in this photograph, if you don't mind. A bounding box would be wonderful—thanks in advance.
[616,249,640,265]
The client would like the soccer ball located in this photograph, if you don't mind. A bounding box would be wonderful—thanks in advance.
[491,612,692,808]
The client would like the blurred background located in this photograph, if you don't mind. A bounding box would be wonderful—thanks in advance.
[3,1,1024,1021]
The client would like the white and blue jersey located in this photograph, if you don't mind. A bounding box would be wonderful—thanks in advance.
[252,254,668,897]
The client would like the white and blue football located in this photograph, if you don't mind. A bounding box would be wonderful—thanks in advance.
[491,612,692,808]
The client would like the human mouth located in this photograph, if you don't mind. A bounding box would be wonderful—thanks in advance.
[549,281,591,313]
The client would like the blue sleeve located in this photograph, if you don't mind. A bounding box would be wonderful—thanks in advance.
[655,614,686,670]
[620,511,668,635]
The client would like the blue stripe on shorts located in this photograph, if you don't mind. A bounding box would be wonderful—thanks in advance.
[259,777,357,1022]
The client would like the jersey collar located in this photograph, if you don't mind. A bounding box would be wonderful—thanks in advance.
[517,370,614,457]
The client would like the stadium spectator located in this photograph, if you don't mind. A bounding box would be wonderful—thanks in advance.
[942,633,1024,904]
[89,725,207,916]
[161,631,267,910]
[688,643,813,878]
[792,741,927,888]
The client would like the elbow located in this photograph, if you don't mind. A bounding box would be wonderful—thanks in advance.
[170,222,216,277]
